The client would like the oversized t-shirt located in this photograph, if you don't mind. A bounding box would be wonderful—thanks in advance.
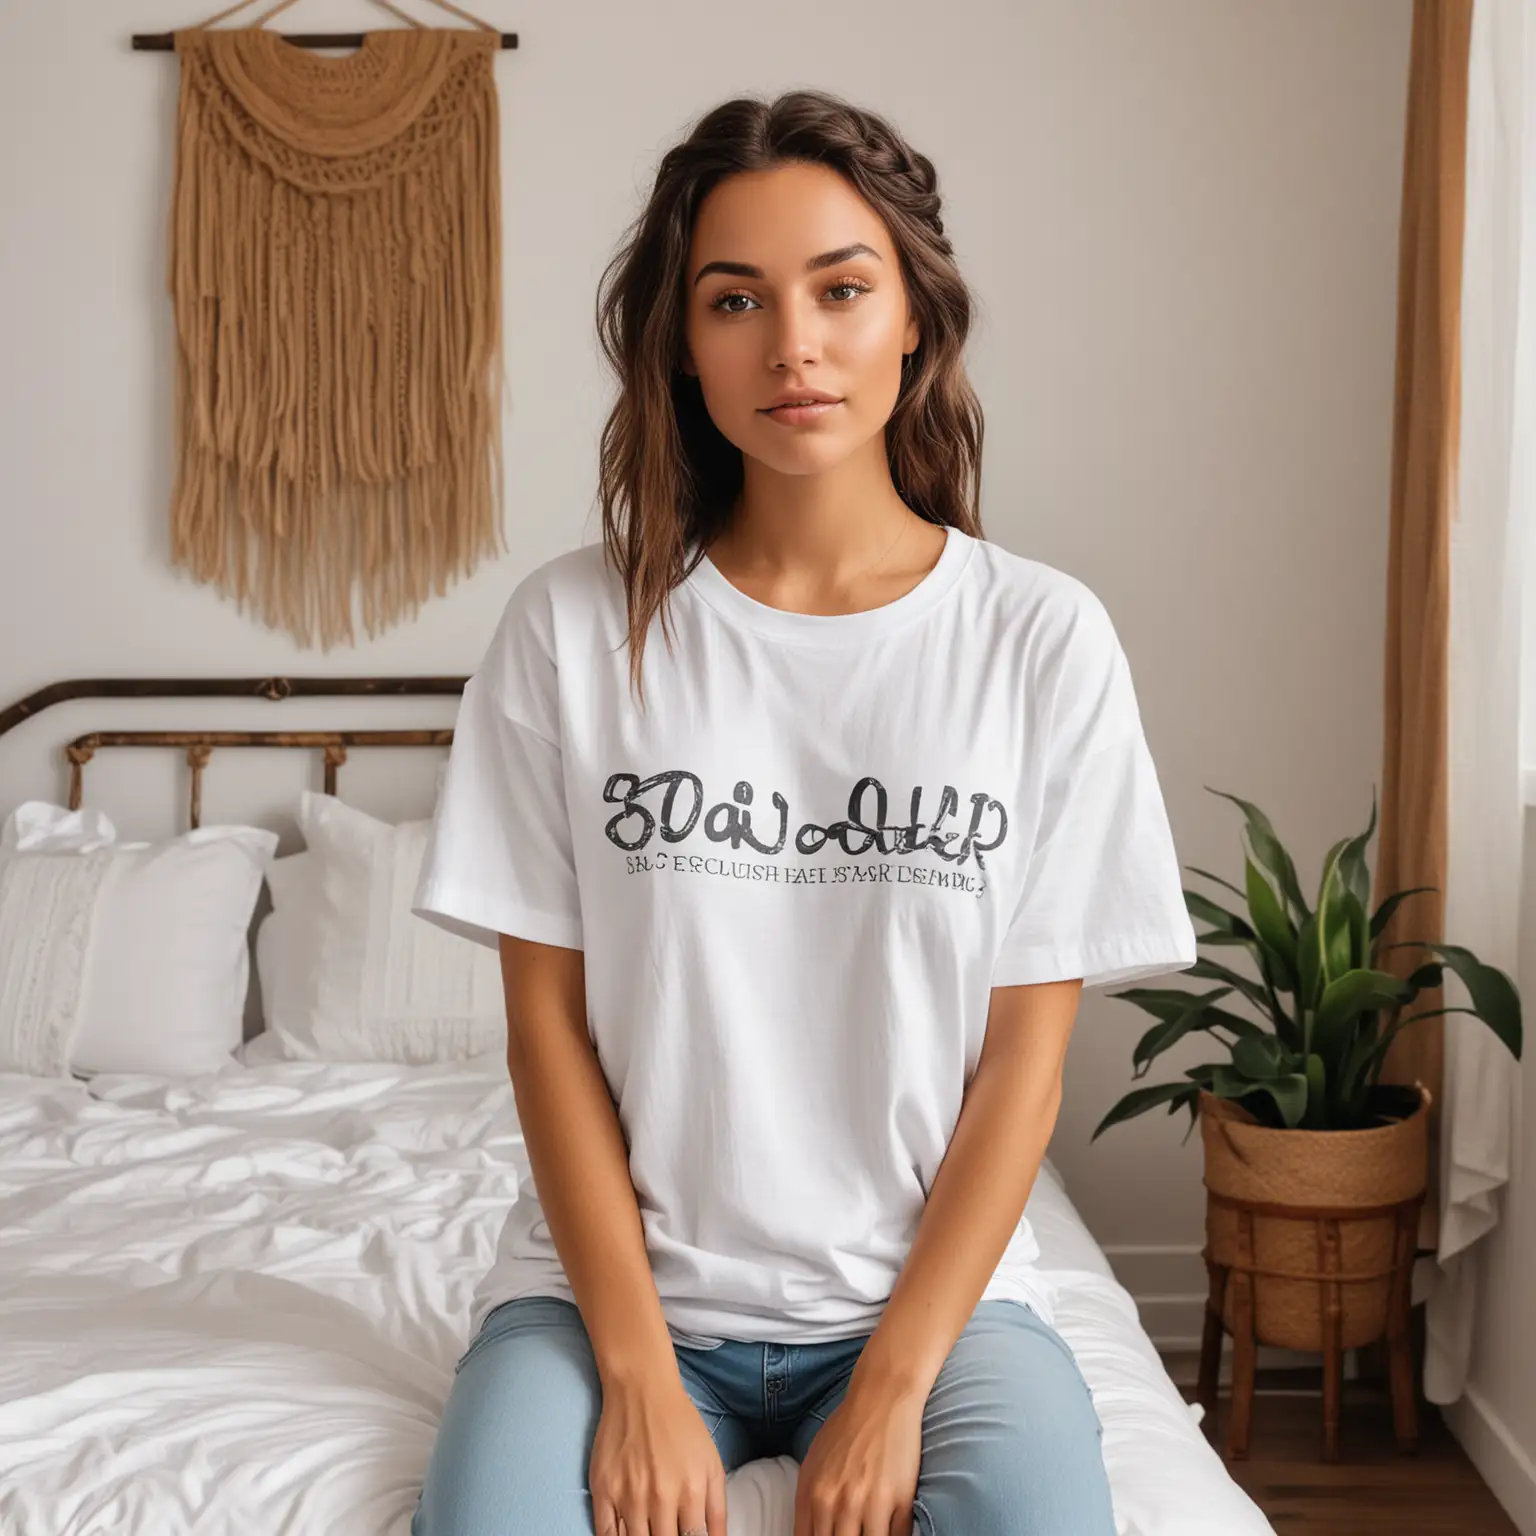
[412,522,1197,1346]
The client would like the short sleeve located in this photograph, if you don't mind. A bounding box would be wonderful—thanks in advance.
[991,585,1197,990]
[411,581,583,954]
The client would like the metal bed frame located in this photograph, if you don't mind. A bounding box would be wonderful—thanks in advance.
[0,676,469,828]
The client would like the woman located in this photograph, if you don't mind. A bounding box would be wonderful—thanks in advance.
[411,88,1197,1536]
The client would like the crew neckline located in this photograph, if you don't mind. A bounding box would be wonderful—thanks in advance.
[683,523,975,647]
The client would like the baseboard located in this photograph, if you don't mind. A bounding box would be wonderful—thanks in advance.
[1102,1242,1207,1352]
[1445,1384,1536,1536]
[1104,1242,1360,1378]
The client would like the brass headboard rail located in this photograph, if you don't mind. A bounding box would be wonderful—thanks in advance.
[0,676,469,831]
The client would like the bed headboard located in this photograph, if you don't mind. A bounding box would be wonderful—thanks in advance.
[0,674,470,830]
[0,674,474,1042]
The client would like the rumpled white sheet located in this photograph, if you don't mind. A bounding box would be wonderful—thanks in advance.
[0,1047,1273,1535]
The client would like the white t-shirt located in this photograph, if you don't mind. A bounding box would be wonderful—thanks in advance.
[412,523,1197,1345]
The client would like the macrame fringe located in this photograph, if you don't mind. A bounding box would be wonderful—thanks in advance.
[168,29,506,649]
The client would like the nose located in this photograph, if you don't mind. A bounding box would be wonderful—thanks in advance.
[766,289,821,372]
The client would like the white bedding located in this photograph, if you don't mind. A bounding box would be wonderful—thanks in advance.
[0,1046,1274,1535]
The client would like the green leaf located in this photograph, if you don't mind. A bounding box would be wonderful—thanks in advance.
[1336,788,1378,911]
[1370,885,1438,943]
[1342,891,1370,973]
[1186,865,1248,903]
[1092,1080,1200,1140]
[1359,1006,1483,1085]
[1295,911,1322,1011]
[1381,942,1523,1061]
[1128,990,1254,1076]
[1245,855,1299,984]
[1204,1007,1269,1041]
[1107,985,1235,1022]
[1338,1022,1381,1119]
[1205,788,1309,918]
[1315,842,1354,988]
[1185,890,1256,938]
[1232,1034,1287,1079]
[1183,958,1271,1014]
[1206,1063,1308,1128]
[1314,969,1416,1046]
[1304,1053,1328,1127]
[1257,1072,1310,1128]
[1185,957,1301,1050]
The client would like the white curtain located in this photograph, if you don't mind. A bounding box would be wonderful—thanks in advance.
[1417,0,1533,1407]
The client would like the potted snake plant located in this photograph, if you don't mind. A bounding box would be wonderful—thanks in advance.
[1092,787,1523,1362]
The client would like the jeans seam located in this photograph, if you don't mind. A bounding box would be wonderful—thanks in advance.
[911,1494,936,1535]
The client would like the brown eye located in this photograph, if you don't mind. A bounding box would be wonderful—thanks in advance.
[709,290,756,314]
[706,278,873,315]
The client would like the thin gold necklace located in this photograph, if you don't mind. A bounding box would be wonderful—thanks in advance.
[713,516,915,608]
[838,519,911,607]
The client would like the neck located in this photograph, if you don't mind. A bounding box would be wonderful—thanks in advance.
[714,435,922,582]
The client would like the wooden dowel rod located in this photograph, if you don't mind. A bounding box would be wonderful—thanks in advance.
[131,30,517,49]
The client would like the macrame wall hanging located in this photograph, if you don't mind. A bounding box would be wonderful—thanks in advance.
[163,0,510,649]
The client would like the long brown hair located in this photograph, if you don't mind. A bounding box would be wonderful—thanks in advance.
[595,89,985,706]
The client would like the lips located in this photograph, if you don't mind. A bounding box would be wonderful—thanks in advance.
[759,396,844,425]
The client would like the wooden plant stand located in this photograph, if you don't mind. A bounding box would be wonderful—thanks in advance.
[1196,1188,1425,1462]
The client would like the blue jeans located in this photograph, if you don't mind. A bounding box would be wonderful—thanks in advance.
[411,1294,1115,1535]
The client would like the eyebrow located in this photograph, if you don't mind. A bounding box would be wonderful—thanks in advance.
[691,242,883,288]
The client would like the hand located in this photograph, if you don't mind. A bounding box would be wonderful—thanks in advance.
[589,1374,729,1536]
[793,1377,925,1536]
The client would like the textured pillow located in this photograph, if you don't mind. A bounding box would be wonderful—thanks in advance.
[0,802,276,1078]
[257,791,506,1063]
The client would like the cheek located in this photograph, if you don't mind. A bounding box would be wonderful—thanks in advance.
[838,306,907,367]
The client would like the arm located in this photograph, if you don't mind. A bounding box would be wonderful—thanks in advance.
[496,932,677,1391]
[848,975,1085,1403]
[501,933,730,1536]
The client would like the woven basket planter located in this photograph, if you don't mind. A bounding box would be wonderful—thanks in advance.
[1195,1084,1430,1460]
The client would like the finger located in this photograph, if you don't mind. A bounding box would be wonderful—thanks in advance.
[890,1500,915,1536]
[705,1467,728,1536]
[678,1477,712,1536]
[832,1505,863,1536]
[592,1495,620,1536]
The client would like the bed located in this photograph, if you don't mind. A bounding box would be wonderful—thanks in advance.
[0,676,1276,1536]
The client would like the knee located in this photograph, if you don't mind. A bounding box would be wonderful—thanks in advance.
[412,1297,601,1536]
[915,1307,1114,1535]
[913,1433,1116,1536]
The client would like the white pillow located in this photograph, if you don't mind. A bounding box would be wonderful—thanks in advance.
[256,790,506,1064]
[0,802,276,1078]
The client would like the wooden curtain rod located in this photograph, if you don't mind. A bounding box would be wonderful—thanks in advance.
[131,29,517,48]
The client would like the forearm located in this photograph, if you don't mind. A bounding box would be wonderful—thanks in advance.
[500,941,677,1393]
[851,1042,1066,1401]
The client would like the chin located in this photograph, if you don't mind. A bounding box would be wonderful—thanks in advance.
[749,442,850,476]
[734,417,871,474]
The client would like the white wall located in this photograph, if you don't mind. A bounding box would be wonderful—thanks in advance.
[1447,816,1536,1533]
[0,0,1414,1342]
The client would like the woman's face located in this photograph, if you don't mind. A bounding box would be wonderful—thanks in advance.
[681,161,920,477]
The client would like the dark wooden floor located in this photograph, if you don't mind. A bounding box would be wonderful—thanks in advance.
[1162,1355,1518,1535]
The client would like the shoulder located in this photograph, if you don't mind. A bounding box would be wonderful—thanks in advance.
[497,540,616,627]
[966,535,1123,669]
[966,535,1140,756]
[468,543,619,735]
[483,541,623,658]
